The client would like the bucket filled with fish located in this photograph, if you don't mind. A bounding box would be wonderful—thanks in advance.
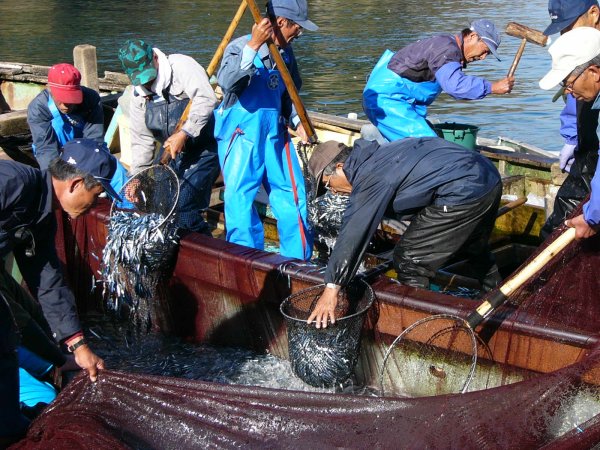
[280,281,374,388]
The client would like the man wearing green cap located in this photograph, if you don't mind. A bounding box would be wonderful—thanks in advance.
[118,39,219,234]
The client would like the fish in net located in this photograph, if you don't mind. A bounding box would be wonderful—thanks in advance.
[101,211,179,333]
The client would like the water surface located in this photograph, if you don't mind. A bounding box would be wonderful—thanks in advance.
[0,0,562,149]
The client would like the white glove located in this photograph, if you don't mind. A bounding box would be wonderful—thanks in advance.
[559,143,577,173]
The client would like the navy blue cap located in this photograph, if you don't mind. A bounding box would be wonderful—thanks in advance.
[270,0,318,31]
[60,139,122,201]
[544,0,598,35]
[471,19,501,61]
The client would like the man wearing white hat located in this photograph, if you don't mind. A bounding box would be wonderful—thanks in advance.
[540,27,600,238]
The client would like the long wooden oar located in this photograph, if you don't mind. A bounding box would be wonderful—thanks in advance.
[160,0,247,165]
[380,226,577,397]
[245,0,318,144]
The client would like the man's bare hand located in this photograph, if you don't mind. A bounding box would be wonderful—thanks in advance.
[294,123,309,144]
[491,76,515,94]
[565,214,597,239]
[164,130,188,159]
[73,344,105,382]
[248,18,273,50]
[307,285,340,329]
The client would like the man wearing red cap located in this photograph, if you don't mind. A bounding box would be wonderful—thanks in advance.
[27,63,104,170]
[27,63,128,198]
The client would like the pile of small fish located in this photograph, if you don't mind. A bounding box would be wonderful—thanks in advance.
[102,211,179,329]
[308,189,350,254]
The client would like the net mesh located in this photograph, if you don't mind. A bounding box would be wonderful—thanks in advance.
[281,282,374,388]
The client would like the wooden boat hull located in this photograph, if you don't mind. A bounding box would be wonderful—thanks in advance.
[58,200,599,393]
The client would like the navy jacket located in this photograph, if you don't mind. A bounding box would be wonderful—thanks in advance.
[0,161,81,341]
[324,138,501,286]
[27,87,104,170]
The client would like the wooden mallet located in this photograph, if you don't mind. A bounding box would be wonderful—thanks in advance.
[505,22,548,77]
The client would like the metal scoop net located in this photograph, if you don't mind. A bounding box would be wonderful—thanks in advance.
[102,165,181,333]
[280,281,374,388]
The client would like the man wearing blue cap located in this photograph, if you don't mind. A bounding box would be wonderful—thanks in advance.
[0,138,111,445]
[363,20,515,142]
[539,0,600,239]
[214,0,317,261]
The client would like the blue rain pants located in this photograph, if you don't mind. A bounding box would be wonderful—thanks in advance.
[215,53,312,260]
[363,50,442,141]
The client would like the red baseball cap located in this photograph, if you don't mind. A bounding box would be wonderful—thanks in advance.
[47,63,83,104]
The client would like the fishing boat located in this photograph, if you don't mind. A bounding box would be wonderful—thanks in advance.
[2,59,600,448]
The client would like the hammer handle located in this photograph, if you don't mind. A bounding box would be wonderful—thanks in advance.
[507,39,527,78]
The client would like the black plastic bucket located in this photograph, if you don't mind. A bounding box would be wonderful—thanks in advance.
[280,281,374,387]
[432,122,480,150]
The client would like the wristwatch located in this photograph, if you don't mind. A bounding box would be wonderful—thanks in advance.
[67,338,87,353]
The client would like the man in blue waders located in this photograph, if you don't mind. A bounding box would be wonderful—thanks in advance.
[27,63,128,197]
[362,19,515,142]
[214,0,318,260]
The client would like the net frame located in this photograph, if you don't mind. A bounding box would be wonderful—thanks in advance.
[110,164,180,231]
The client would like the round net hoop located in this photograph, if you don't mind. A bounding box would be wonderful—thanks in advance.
[110,164,180,231]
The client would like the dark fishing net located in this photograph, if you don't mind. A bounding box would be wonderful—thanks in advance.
[101,211,179,332]
[102,165,180,333]
[11,342,600,449]
[280,281,374,388]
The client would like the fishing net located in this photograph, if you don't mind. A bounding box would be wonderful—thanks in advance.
[280,281,374,388]
[102,165,180,333]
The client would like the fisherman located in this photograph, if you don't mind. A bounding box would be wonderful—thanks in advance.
[540,27,600,239]
[539,0,600,239]
[214,0,318,260]
[305,138,502,328]
[27,63,128,196]
[0,139,113,444]
[362,20,514,142]
[118,39,220,234]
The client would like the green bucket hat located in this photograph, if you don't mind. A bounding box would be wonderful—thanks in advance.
[118,39,158,86]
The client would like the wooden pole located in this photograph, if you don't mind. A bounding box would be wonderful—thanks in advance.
[73,44,99,92]
[206,1,248,78]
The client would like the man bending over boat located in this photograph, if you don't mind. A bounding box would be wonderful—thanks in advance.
[118,39,220,234]
[362,20,514,142]
[540,27,600,239]
[306,138,502,328]
[27,63,128,196]
[214,0,318,260]
[539,0,600,239]
[0,139,114,444]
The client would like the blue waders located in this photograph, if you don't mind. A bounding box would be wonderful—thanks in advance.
[215,51,312,260]
[33,96,129,197]
[363,50,442,141]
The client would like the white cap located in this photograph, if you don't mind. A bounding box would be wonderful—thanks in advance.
[539,27,600,90]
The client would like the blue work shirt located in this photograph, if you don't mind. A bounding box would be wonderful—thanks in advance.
[560,94,578,146]
[0,161,81,341]
[324,137,501,286]
[27,87,104,170]
[583,94,600,226]
[387,34,492,100]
